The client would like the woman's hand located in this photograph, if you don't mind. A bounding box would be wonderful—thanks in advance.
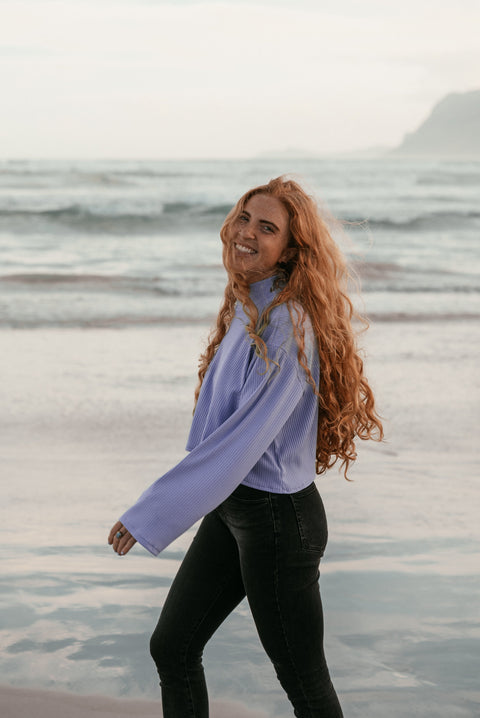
[108,521,137,556]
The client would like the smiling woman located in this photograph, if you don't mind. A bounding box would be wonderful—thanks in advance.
[108,175,383,718]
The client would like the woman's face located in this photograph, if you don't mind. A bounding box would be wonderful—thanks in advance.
[226,193,290,282]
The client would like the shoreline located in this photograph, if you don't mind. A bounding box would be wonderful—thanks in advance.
[2,683,478,718]
[0,684,270,718]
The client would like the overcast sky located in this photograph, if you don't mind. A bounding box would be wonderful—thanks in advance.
[1,0,479,159]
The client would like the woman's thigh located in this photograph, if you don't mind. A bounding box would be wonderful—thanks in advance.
[217,483,328,669]
[151,510,246,665]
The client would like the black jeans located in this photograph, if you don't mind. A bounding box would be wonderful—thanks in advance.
[150,482,343,717]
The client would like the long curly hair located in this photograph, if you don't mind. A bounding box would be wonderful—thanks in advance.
[195,176,383,478]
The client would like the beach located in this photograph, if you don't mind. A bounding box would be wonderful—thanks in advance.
[1,318,479,717]
[0,684,271,718]
[1,158,479,716]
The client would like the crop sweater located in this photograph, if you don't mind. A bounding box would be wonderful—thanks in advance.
[120,275,320,556]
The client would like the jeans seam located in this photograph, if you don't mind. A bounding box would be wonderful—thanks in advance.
[269,495,315,717]
[290,495,308,549]
[291,493,327,554]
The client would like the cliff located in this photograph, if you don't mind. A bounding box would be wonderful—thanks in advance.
[392,89,480,158]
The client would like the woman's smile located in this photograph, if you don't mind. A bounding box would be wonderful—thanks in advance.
[234,242,257,255]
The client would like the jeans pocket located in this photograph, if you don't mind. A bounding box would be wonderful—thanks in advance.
[289,483,328,554]
[228,483,270,504]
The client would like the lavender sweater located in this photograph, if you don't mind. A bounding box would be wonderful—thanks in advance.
[120,276,320,556]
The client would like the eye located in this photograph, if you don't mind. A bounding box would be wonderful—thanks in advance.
[238,214,248,223]
[261,224,274,233]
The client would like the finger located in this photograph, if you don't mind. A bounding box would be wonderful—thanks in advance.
[113,529,133,554]
[111,525,128,552]
[115,532,133,555]
[119,537,137,556]
[108,521,123,544]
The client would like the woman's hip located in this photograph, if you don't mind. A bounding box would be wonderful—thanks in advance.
[216,481,328,560]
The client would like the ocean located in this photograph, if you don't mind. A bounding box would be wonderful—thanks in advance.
[1,157,479,328]
[1,158,479,717]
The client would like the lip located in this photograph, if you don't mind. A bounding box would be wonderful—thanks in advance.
[234,242,257,255]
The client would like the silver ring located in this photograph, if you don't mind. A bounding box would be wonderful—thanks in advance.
[115,530,124,539]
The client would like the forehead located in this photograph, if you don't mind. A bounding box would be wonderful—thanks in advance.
[243,193,289,229]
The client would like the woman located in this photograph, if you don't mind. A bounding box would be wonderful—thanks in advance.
[108,176,383,717]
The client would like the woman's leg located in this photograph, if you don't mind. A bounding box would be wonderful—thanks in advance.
[218,483,343,718]
[150,510,246,718]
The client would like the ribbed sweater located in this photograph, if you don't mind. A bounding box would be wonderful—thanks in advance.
[120,276,320,556]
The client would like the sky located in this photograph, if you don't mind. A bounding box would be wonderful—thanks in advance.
[1,0,479,159]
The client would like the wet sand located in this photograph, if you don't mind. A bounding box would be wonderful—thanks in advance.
[1,320,479,717]
[0,684,270,718]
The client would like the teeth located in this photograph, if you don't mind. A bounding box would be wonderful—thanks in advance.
[235,243,256,255]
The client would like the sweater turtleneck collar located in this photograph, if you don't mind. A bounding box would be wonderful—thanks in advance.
[248,275,281,310]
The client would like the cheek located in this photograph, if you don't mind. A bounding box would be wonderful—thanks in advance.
[274,238,289,262]
[221,243,230,267]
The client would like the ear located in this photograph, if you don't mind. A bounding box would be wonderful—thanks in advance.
[279,246,297,264]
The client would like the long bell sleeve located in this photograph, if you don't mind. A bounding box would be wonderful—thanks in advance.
[120,345,309,556]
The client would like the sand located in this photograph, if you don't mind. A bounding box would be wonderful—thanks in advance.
[1,321,479,717]
[0,685,270,718]
[2,683,479,718]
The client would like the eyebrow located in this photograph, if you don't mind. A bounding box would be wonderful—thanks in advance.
[241,210,280,232]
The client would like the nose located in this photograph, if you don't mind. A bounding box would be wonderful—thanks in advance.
[239,223,255,240]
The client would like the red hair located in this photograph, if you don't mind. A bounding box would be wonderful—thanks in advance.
[195,176,383,478]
